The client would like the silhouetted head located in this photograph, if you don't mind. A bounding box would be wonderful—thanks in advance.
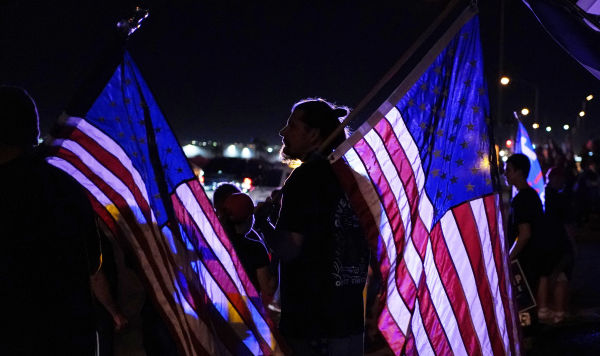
[0,86,39,148]
[279,98,349,160]
[213,183,241,215]
[505,153,530,186]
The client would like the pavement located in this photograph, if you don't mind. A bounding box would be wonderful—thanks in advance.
[524,217,600,355]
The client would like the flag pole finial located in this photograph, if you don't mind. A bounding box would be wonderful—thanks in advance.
[117,6,149,37]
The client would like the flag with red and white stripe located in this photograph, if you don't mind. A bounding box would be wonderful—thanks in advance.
[48,53,282,355]
[330,11,519,355]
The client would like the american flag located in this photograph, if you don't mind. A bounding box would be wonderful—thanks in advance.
[330,12,519,355]
[514,121,545,207]
[47,52,282,355]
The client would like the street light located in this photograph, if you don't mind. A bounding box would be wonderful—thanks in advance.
[532,123,540,129]
[579,110,586,117]
[500,75,540,124]
[521,108,530,116]
[586,94,593,101]
[563,124,570,130]
[546,126,552,132]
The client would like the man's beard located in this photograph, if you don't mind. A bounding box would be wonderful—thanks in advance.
[279,144,294,161]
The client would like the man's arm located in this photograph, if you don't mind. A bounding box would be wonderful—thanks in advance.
[509,222,532,261]
[90,269,128,331]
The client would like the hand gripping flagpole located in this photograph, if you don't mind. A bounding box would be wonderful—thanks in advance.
[318,0,470,158]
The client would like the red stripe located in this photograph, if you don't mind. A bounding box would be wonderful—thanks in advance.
[484,195,517,354]
[54,149,202,353]
[377,304,407,352]
[430,223,483,356]
[452,202,505,355]
[416,274,453,355]
[404,329,416,355]
[532,171,543,185]
[375,118,421,214]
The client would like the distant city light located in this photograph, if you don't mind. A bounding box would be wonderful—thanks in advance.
[575,155,582,162]
[182,144,202,157]
[241,147,251,159]
[505,139,513,148]
[499,149,506,157]
[532,144,536,149]
[500,76,510,85]
[589,152,594,157]
[563,124,570,130]
[579,111,586,117]
[546,126,552,132]
[587,94,594,101]
[532,123,540,129]
[267,147,273,153]
[502,156,508,162]
[521,108,530,116]
[212,142,218,147]
[225,144,237,157]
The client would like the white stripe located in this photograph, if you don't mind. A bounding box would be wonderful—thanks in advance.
[404,239,423,286]
[47,156,195,355]
[175,183,273,346]
[363,129,413,238]
[344,148,412,334]
[470,198,509,354]
[384,107,434,230]
[440,210,494,356]
[60,115,155,222]
[423,235,468,356]
[411,299,435,355]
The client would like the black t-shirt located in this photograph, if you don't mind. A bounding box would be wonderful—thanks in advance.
[229,229,271,290]
[276,156,370,338]
[508,187,546,277]
[0,151,101,354]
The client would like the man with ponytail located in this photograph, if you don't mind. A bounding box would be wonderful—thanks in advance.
[256,98,370,355]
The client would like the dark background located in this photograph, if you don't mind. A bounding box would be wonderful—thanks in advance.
[2,0,599,147]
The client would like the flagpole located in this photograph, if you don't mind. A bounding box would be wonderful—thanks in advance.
[318,0,471,156]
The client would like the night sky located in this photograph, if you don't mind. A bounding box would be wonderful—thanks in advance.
[2,0,599,147]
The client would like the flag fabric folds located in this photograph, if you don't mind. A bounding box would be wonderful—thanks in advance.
[523,0,600,80]
[514,121,545,207]
[330,11,519,355]
[47,52,281,355]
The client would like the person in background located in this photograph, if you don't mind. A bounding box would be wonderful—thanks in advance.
[537,166,575,324]
[213,183,277,305]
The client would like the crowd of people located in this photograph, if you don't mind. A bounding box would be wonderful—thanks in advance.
[505,137,600,328]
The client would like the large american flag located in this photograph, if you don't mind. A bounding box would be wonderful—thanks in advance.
[330,12,519,355]
[47,53,282,355]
